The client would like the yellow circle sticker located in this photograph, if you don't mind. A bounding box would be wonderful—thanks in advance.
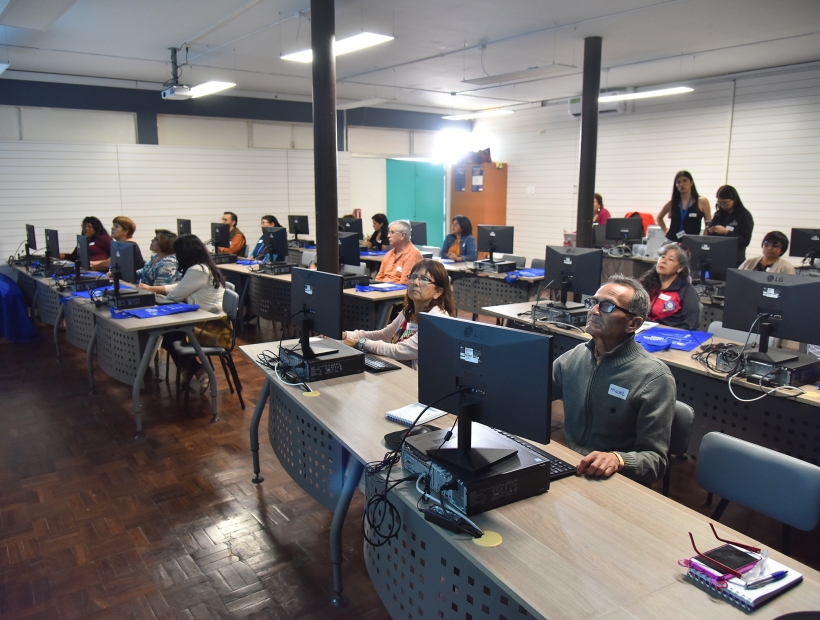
[472,531,503,548]
[303,391,320,397]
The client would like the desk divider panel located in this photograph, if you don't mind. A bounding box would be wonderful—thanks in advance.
[699,303,723,332]
[64,300,96,350]
[342,296,379,332]
[454,277,528,317]
[16,273,37,306]
[250,275,291,323]
[95,320,148,388]
[37,284,63,326]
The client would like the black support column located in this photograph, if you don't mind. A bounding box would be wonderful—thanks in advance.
[575,36,602,249]
[311,0,339,273]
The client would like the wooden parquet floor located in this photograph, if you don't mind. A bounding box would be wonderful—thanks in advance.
[1,313,818,619]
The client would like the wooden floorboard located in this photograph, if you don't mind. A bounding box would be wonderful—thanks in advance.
[0,312,817,619]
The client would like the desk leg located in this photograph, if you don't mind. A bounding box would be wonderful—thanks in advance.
[237,277,250,334]
[86,323,98,394]
[31,288,39,321]
[330,457,365,608]
[375,301,391,329]
[53,303,64,363]
[249,378,270,484]
[182,326,219,423]
[131,334,160,435]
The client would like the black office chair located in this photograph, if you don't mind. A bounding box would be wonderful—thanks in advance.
[662,401,695,497]
[502,254,526,269]
[530,258,545,270]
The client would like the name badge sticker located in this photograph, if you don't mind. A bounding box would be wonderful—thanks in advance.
[659,293,672,301]
[675,230,685,239]
[689,212,699,217]
[608,384,629,400]
[726,225,735,232]
[396,266,403,272]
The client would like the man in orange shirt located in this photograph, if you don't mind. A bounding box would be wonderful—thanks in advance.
[375,219,423,284]
[218,211,247,255]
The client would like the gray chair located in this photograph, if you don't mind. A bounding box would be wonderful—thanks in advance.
[662,401,695,497]
[173,288,245,409]
[301,250,316,266]
[696,432,820,555]
[530,258,545,270]
[341,263,367,276]
[420,245,441,258]
[502,254,526,269]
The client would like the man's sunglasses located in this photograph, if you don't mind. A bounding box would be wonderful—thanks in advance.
[584,297,634,315]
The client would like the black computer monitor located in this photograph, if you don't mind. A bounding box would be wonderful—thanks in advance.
[339,217,363,240]
[789,229,820,262]
[544,246,603,308]
[76,234,91,271]
[289,215,310,236]
[605,218,644,244]
[338,231,360,268]
[410,221,427,246]
[26,224,37,251]
[260,226,288,262]
[418,314,553,472]
[44,229,60,265]
[592,224,608,248]
[210,222,231,251]
[110,240,137,284]
[678,235,739,282]
[477,225,514,261]
[724,269,820,364]
[290,267,343,359]
[177,219,192,236]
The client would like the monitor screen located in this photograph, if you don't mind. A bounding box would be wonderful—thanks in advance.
[477,225,514,255]
[409,221,428,246]
[544,246,603,307]
[26,224,37,251]
[110,240,137,283]
[261,226,288,261]
[418,314,553,472]
[592,224,608,248]
[210,222,231,250]
[678,235,739,281]
[76,234,91,271]
[789,228,820,261]
[44,229,60,258]
[723,269,820,347]
[177,219,192,236]
[338,217,363,239]
[605,218,644,243]
[288,215,310,236]
[290,267,344,357]
[338,231,360,267]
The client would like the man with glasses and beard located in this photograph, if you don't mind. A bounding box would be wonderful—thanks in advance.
[552,274,675,484]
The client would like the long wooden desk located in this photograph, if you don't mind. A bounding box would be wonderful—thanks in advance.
[442,261,544,318]
[482,302,820,465]
[241,340,820,618]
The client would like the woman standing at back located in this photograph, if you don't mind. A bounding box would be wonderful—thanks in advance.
[656,171,712,242]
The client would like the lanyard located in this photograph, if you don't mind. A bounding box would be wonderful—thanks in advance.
[679,196,694,221]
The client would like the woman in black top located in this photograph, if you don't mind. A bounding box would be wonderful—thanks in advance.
[706,185,754,265]
[367,213,389,250]
[656,170,712,242]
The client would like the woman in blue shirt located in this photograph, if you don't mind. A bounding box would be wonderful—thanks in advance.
[136,229,181,286]
[441,214,477,262]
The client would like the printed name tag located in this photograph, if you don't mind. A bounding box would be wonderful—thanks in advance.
[726,225,735,232]
[608,384,629,400]
[89,241,96,246]
[689,212,699,217]
[396,266,403,272]
[675,230,685,239]
[659,293,671,301]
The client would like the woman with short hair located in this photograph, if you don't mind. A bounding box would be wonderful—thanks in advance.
[100,215,145,270]
[639,243,700,330]
[739,231,794,274]
[135,229,181,285]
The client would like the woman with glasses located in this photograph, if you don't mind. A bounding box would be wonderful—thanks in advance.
[135,229,181,285]
[342,259,455,370]
[61,216,112,269]
[705,185,754,265]
[639,243,700,330]
[739,231,795,274]
[441,214,478,262]
[98,216,145,270]
[656,171,712,242]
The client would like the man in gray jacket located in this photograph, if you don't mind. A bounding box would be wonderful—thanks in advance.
[552,274,676,483]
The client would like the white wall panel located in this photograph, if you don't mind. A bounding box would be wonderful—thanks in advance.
[292,125,314,150]
[251,122,293,149]
[413,131,437,157]
[0,106,20,141]
[21,108,136,145]
[157,115,248,148]
[348,127,410,156]
[350,157,387,225]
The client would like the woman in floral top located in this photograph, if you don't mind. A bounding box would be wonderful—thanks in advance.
[136,229,181,286]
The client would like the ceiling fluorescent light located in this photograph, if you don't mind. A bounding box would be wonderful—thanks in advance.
[598,86,693,102]
[337,97,391,110]
[189,81,236,98]
[442,109,514,121]
[282,32,393,63]
[463,63,576,86]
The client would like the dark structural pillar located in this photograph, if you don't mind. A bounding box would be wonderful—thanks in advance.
[311,0,339,273]
[575,36,602,249]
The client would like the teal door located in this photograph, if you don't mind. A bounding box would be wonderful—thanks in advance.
[386,160,445,248]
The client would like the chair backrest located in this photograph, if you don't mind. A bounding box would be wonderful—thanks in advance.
[707,320,769,347]
[224,281,236,292]
[341,263,367,275]
[530,258,545,270]
[222,288,239,321]
[696,432,820,531]
[503,254,526,269]
[670,401,695,456]
[420,245,441,258]
[301,250,316,266]
[242,244,250,258]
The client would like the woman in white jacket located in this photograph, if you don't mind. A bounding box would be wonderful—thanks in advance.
[343,259,455,370]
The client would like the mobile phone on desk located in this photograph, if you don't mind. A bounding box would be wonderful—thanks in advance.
[694,544,760,577]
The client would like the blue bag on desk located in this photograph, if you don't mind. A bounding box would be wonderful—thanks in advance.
[354,283,406,292]
[635,326,712,353]
[505,268,544,283]
[109,303,200,319]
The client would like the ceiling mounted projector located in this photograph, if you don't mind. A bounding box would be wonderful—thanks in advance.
[161,85,192,100]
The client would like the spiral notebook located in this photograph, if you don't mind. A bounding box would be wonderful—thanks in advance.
[686,556,803,611]
[385,402,448,426]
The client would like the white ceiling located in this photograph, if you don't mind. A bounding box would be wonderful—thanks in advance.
[1,0,819,115]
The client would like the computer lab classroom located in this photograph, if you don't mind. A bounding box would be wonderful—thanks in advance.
[2,1,820,619]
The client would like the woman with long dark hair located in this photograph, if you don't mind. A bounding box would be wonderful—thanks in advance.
[140,234,227,393]
[367,213,390,250]
[62,216,112,268]
[639,243,700,330]
[706,185,755,265]
[441,214,478,262]
[342,259,455,370]
[656,171,712,242]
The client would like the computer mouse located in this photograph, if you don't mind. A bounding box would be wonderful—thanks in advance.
[384,424,438,451]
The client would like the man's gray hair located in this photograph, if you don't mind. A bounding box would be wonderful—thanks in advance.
[391,219,412,239]
[606,274,650,319]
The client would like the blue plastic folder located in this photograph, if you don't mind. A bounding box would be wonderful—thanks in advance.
[635,326,712,352]
[236,259,261,266]
[360,250,389,256]
[109,303,200,319]
[505,268,545,282]
[354,283,407,293]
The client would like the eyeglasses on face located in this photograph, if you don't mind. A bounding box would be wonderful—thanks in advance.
[584,297,633,315]
[762,241,781,248]
[716,199,733,207]
[387,228,403,236]
[408,274,433,285]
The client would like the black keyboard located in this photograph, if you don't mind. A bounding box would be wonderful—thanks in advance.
[363,354,401,373]
[493,429,576,481]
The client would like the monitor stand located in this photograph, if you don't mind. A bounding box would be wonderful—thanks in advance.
[745,320,798,365]
[547,278,583,310]
[296,308,338,359]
